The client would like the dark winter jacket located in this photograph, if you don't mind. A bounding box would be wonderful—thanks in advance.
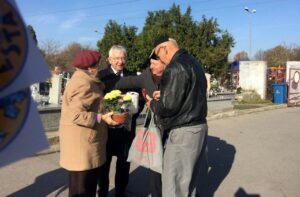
[150,49,207,131]
[114,67,159,98]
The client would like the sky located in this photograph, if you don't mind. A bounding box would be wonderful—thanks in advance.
[15,0,300,59]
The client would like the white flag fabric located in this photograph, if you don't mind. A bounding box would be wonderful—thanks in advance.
[0,89,49,167]
[0,0,51,98]
[0,0,50,167]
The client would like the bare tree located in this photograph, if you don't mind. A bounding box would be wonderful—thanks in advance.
[263,45,290,67]
[40,39,62,69]
[234,51,249,61]
[290,46,300,60]
[58,42,98,71]
[254,50,265,60]
[59,42,83,71]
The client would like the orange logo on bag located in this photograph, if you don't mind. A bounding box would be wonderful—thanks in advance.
[0,0,28,91]
[135,129,156,153]
[0,89,30,151]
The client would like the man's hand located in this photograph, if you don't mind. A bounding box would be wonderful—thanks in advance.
[153,91,160,100]
[145,95,152,109]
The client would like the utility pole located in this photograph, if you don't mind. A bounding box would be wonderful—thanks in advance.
[244,7,256,59]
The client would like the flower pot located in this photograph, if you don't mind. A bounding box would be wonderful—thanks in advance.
[111,112,129,124]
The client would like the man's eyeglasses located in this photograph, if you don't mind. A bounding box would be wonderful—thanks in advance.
[111,57,126,61]
[153,46,166,61]
[149,45,166,61]
[151,53,160,61]
[155,46,165,56]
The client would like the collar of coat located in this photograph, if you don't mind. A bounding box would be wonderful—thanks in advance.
[75,68,105,89]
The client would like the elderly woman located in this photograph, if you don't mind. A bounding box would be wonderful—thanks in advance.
[59,50,117,196]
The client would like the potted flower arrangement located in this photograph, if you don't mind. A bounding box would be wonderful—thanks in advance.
[104,90,132,124]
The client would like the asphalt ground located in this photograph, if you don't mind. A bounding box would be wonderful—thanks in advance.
[2,102,298,197]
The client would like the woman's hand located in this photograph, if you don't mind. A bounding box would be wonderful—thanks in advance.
[101,112,119,126]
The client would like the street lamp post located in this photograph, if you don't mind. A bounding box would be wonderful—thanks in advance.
[94,30,101,34]
[244,6,256,59]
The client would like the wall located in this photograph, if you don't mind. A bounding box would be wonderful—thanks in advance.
[37,100,234,132]
[49,74,62,104]
[239,61,267,99]
[38,105,61,132]
[286,61,300,83]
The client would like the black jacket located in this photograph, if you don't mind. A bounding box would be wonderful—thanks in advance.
[98,66,145,122]
[114,67,159,98]
[99,66,137,93]
[150,49,207,131]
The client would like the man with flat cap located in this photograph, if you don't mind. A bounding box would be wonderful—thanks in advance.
[146,35,208,197]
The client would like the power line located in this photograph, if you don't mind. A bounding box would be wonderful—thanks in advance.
[85,0,287,27]
[25,0,143,17]
[24,0,286,20]
[192,0,284,13]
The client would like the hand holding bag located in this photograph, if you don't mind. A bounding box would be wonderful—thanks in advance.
[127,110,163,173]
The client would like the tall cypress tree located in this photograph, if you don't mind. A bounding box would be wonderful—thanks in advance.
[27,25,38,45]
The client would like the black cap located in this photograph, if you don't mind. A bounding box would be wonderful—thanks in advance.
[148,34,170,60]
[153,34,170,48]
[149,49,160,60]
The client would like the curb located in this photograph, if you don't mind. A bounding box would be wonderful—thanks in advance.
[207,104,287,121]
[36,104,287,156]
[37,144,60,155]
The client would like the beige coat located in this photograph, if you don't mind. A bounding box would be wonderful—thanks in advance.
[59,69,107,171]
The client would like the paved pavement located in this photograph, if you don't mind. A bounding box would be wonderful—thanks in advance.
[205,106,300,197]
[1,103,299,197]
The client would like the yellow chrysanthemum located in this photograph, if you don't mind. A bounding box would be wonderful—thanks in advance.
[123,95,132,102]
[104,93,110,100]
[104,93,116,100]
[110,90,122,97]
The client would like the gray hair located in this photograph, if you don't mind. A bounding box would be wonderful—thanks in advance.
[108,45,127,57]
[169,38,179,48]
